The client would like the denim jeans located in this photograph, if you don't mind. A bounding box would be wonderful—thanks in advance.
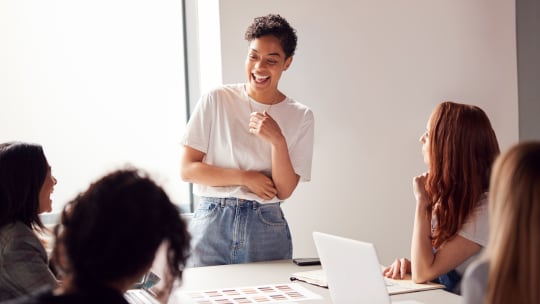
[187,197,292,267]
[437,269,462,294]
[432,246,462,294]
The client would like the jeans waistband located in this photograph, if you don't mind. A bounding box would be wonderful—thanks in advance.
[200,197,280,209]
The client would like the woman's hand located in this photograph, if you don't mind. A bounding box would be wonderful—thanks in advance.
[249,112,283,145]
[242,170,277,200]
[383,258,411,280]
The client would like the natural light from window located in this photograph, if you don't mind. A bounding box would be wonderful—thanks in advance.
[0,0,191,219]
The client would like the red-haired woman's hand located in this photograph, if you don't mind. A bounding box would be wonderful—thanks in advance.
[383,258,411,280]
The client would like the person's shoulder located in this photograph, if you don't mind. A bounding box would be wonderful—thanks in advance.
[464,258,489,280]
[0,221,25,232]
[463,193,488,222]
[471,193,489,219]
[284,96,307,108]
[0,222,16,239]
[462,258,489,304]
[478,192,488,207]
[283,97,314,121]
[205,83,242,96]
[198,84,243,106]
[7,286,129,304]
[1,287,55,304]
[0,221,45,254]
[459,193,489,246]
[0,222,34,242]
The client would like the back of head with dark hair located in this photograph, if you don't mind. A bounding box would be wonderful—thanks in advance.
[0,142,48,229]
[244,14,298,58]
[53,168,190,292]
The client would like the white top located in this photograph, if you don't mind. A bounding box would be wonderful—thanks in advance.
[455,193,489,275]
[181,83,315,203]
[458,194,489,246]
[432,193,489,275]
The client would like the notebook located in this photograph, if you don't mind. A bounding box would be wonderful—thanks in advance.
[312,231,443,304]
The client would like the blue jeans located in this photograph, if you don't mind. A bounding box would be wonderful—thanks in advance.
[437,269,462,294]
[432,247,462,294]
[187,197,292,267]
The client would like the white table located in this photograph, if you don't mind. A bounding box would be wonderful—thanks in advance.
[171,259,461,304]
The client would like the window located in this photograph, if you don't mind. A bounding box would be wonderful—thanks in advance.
[182,0,223,210]
[0,0,192,220]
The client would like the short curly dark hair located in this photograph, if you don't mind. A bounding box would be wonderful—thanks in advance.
[53,168,190,295]
[244,14,297,58]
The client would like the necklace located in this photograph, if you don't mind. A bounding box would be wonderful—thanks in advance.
[244,84,280,114]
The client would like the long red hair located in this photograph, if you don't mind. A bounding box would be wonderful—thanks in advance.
[426,101,499,248]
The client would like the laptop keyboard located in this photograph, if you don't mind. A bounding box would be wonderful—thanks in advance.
[124,289,158,304]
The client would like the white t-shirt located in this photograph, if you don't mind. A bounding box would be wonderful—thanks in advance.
[432,193,489,275]
[455,193,489,275]
[180,83,315,203]
[458,194,489,247]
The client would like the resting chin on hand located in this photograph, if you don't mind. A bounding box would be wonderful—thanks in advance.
[383,172,429,281]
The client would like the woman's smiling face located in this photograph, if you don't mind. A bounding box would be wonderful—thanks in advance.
[245,35,292,99]
[39,165,57,213]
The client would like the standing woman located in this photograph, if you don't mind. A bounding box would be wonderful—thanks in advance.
[462,141,540,304]
[383,102,500,294]
[0,142,59,300]
[180,14,314,267]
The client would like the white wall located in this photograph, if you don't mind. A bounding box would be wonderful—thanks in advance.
[216,0,518,264]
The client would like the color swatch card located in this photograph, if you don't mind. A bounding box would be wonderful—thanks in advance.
[180,283,321,304]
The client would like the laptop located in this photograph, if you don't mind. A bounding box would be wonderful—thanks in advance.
[125,271,162,304]
[124,243,170,304]
[313,231,433,304]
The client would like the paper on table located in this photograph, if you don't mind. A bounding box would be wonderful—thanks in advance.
[176,282,322,304]
[290,269,445,295]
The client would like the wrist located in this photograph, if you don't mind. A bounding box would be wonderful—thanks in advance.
[239,170,250,186]
[416,194,430,207]
[270,134,287,149]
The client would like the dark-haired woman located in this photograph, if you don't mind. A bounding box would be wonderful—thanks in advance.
[0,142,58,300]
[5,168,190,304]
[383,102,500,294]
